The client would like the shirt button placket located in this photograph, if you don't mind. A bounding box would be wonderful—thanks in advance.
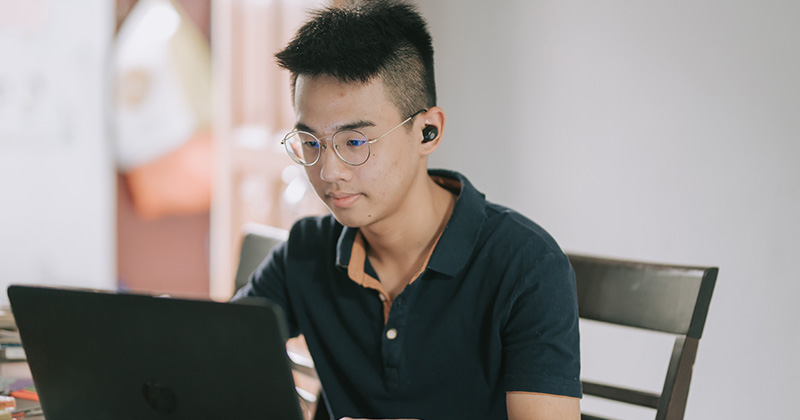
[383,295,404,391]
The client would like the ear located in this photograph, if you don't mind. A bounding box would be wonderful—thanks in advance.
[418,106,446,157]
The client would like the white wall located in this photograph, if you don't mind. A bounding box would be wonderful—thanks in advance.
[420,1,799,419]
[0,1,116,303]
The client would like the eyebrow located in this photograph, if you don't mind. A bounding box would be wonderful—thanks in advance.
[295,119,376,134]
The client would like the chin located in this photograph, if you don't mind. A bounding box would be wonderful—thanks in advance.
[328,208,380,229]
[328,209,364,228]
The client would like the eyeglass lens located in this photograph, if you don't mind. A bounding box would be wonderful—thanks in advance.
[284,130,370,166]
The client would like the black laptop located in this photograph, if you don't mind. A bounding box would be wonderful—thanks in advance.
[7,285,305,420]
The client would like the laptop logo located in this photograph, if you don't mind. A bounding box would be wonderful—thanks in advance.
[142,382,178,414]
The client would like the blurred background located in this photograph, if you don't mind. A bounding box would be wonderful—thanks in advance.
[0,0,797,419]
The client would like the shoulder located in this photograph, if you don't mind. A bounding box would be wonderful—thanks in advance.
[481,201,565,261]
[428,169,570,280]
[434,168,564,257]
[285,214,342,249]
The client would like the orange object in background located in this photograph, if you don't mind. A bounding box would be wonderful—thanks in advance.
[123,130,212,220]
[9,389,37,402]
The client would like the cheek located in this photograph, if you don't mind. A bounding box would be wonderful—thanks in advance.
[371,163,406,201]
[360,142,416,196]
[371,146,406,173]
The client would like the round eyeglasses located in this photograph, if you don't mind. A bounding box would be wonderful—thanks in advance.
[281,109,426,167]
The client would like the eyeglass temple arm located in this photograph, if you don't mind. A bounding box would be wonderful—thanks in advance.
[368,108,428,144]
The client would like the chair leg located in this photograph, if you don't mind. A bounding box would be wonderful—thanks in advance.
[657,336,698,420]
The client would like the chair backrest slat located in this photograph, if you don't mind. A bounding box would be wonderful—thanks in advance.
[581,380,660,409]
[570,254,717,337]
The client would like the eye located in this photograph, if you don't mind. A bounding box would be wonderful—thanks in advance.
[302,139,320,149]
[345,138,367,147]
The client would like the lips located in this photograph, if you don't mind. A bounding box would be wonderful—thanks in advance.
[326,192,361,208]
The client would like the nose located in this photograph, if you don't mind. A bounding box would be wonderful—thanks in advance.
[318,143,352,183]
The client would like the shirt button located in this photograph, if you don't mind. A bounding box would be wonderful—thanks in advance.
[379,293,386,302]
[386,328,398,340]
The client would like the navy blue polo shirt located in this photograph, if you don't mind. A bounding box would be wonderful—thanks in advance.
[235,169,581,419]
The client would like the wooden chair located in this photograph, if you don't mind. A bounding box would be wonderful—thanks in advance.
[568,254,718,420]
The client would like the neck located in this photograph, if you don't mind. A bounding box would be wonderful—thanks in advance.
[360,173,455,271]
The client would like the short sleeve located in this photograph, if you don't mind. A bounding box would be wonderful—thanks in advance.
[502,251,582,398]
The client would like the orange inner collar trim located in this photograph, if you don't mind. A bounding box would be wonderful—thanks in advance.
[346,176,460,324]
[348,230,443,324]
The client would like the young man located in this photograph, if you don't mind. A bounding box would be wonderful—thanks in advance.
[234,1,581,419]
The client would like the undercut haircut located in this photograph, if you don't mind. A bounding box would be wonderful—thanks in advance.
[275,0,436,121]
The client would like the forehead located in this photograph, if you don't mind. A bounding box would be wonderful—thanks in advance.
[293,75,400,130]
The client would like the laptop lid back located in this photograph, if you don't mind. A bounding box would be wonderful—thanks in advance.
[7,285,304,420]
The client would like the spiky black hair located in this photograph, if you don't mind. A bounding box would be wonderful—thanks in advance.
[276,0,436,118]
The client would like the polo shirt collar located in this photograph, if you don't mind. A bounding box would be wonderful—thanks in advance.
[335,169,487,278]
[335,224,358,269]
[426,169,487,277]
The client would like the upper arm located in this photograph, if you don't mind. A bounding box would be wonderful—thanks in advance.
[502,251,582,397]
[507,392,580,420]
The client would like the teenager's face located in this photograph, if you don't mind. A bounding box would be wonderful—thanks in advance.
[293,75,426,229]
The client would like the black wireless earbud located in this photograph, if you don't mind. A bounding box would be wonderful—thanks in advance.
[422,126,438,143]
